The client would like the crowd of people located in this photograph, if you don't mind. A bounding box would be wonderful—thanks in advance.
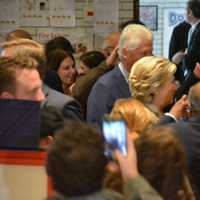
[1,0,200,199]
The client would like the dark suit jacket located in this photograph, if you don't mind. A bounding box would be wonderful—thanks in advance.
[87,66,131,127]
[174,22,200,96]
[162,116,200,197]
[0,99,40,149]
[42,84,83,121]
[184,22,200,71]
[175,72,200,100]
[169,21,191,60]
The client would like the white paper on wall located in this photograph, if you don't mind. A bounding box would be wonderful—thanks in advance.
[49,0,75,27]
[94,0,119,33]
[20,0,49,27]
[0,0,19,32]
[37,28,65,43]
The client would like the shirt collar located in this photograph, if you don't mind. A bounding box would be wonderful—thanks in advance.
[191,19,200,30]
[118,62,129,83]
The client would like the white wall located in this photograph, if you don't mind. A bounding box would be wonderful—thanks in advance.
[141,0,188,57]
[0,0,134,51]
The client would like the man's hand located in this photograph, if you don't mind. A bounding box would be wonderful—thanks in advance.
[171,51,186,65]
[170,95,190,119]
[106,46,119,67]
[193,62,200,79]
[113,135,138,182]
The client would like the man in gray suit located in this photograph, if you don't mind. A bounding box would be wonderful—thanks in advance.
[87,24,152,127]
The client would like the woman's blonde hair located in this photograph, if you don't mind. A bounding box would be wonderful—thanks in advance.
[109,98,158,134]
[129,56,176,104]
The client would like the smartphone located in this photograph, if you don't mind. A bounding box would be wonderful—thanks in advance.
[102,117,127,158]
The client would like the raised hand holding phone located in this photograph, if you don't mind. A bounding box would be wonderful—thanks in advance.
[102,116,127,159]
[113,135,138,181]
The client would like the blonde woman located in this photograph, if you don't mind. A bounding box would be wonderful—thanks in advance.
[104,98,158,193]
[129,56,180,120]
[109,98,157,139]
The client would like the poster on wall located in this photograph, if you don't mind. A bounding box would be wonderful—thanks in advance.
[94,0,119,33]
[20,0,49,27]
[163,8,186,57]
[0,0,19,32]
[140,5,158,31]
[49,0,75,27]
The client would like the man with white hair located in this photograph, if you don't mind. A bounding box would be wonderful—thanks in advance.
[87,24,152,127]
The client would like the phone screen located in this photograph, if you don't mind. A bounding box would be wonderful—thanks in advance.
[102,119,127,158]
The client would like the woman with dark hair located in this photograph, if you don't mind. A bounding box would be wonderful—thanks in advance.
[46,49,77,95]
[45,36,75,58]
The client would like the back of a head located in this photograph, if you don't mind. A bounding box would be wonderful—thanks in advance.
[80,51,106,69]
[46,121,107,197]
[2,39,46,79]
[110,98,158,135]
[0,56,38,95]
[187,0,200,18]
[188,82,200,114]
[2,38,44,58]
[6,29,32,41]
[118,24,152,57]
[129,56,176,104]
[136,126,191,200]
[45,36,75,58]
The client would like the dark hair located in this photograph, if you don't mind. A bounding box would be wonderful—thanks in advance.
[46,121,107,196]
[6,29,32,41]
[40,106,64,139]
[0,56,38,94]
[136,126,193,200]
[79,51,106,69]
[47,49,75,72]
[187,0,200,18]
[45,36,75,58]
[44,70,64,93]
[119,19,145,30]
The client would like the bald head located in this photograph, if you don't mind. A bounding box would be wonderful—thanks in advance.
[102,32,120,57]
[188,82,200,114]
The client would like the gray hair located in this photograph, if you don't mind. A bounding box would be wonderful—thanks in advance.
[188,82,200,114]
[118,24,152,59]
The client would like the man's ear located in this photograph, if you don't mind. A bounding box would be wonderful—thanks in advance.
[121,48,128,59]
[47,136,54,144]
[188,9,193,18]
[0,91,15,99]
